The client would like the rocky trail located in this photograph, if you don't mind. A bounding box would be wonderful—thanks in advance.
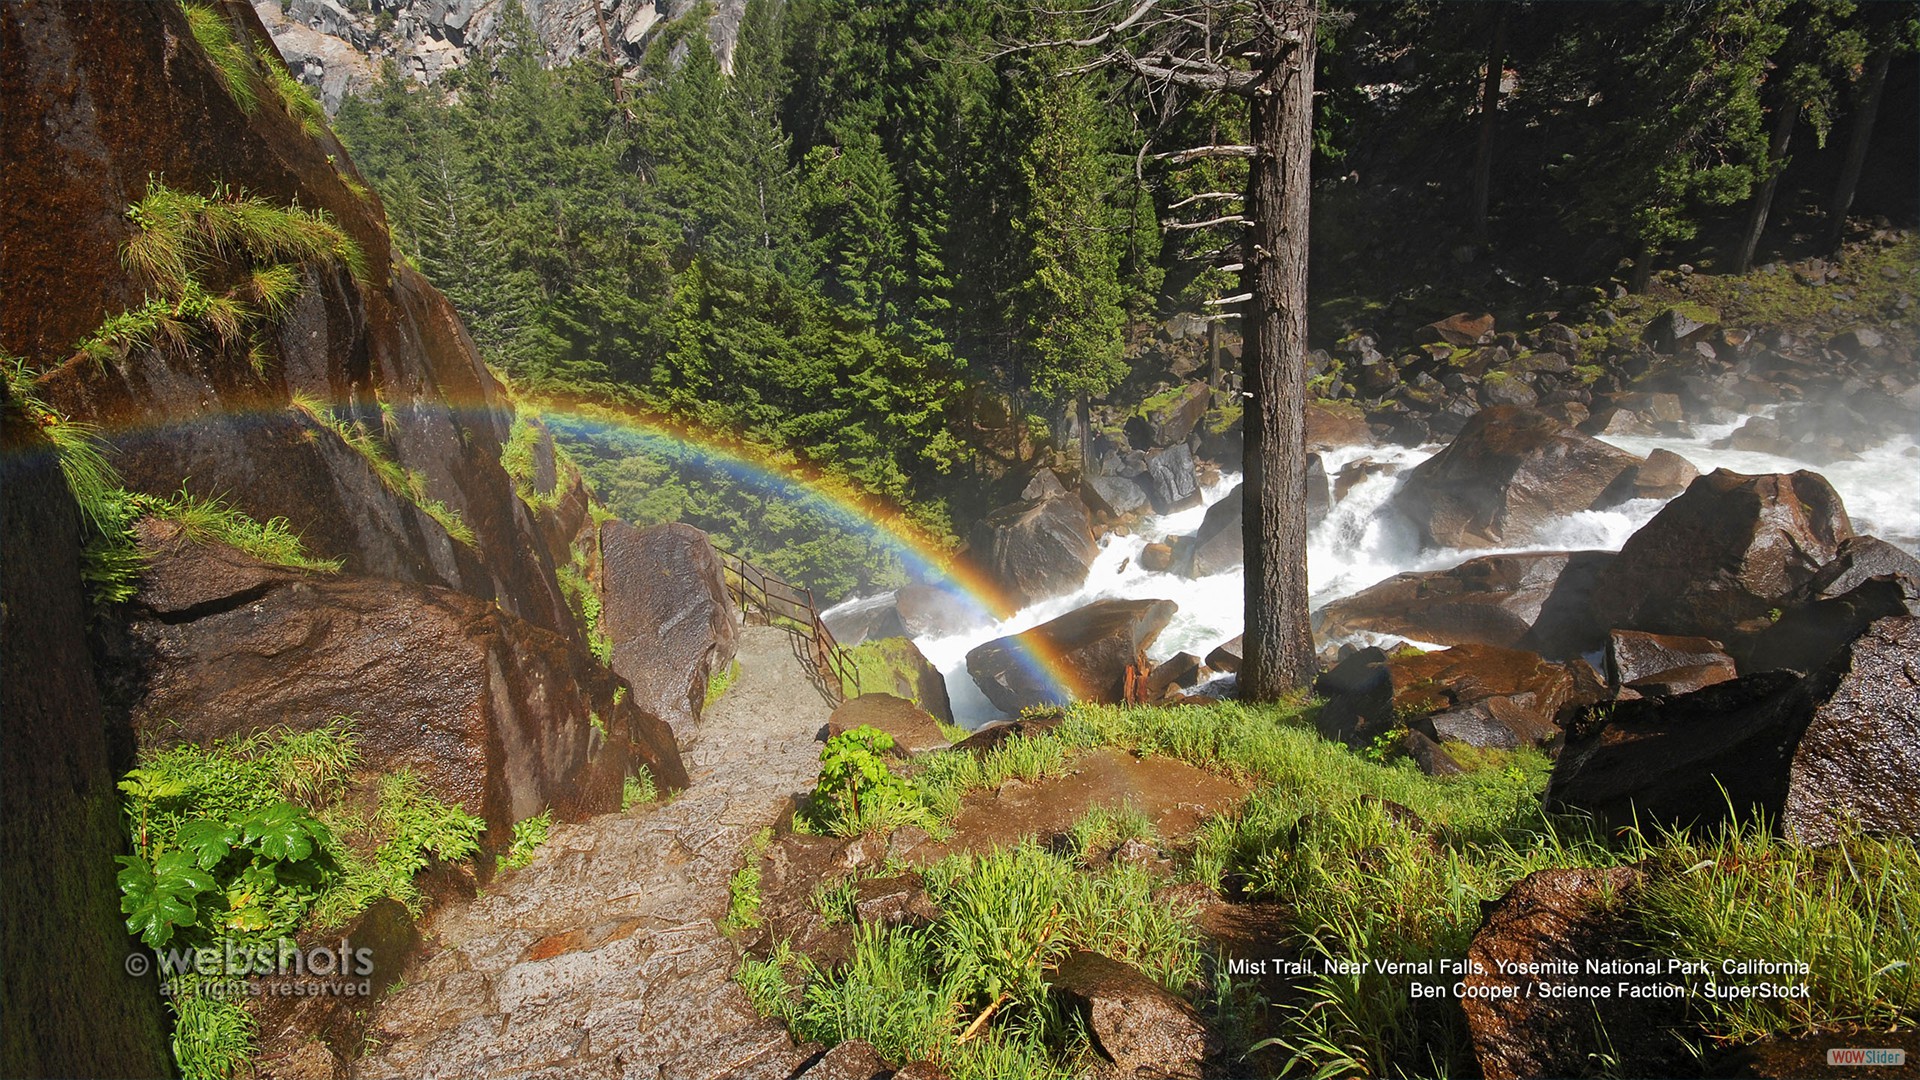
[355,627,830,1080]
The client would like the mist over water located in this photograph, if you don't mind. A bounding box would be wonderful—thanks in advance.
[847,412,1920,727]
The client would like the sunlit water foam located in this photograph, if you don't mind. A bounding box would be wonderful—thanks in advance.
[832,413,1920,727]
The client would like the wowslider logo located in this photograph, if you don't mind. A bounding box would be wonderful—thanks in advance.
[1827,1049,1907,1067]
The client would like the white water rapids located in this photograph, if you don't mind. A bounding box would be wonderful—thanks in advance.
[830,413,1920,727]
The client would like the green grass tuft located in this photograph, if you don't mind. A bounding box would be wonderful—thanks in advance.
[622,767,657,812]
[181,2,259,114]
[723,827,776,935]
[255,44,326,137]
[145,486,341,571]
[704,659,740,709]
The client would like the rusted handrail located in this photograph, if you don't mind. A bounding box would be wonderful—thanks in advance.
[714,548,858,706]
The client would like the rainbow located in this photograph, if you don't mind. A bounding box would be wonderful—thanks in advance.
[12,384,1086,714]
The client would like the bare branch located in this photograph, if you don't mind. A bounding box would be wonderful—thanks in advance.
[1203,292,1253,306]
[1161,215,1250,231]
[1155,144,1256,164]
[1214,262,1245,273]
[990,0,1160,57]
[1166,191,1241,210]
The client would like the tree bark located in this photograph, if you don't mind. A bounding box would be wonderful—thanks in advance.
[1827,43,1892,251]
[1240,0,1319,700]
[1469,7,1507,244]
[1733,98,1799,274]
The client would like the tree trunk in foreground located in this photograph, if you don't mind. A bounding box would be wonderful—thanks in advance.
[1240,0,1319,700]
[1470,8,1507,244]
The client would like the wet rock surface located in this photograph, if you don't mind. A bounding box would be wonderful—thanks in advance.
[1051,950,1224,1080]
[825,694,950,756]
[356,627,830,1080]
[1591,469,1854,644]
[966,598,1177,713]
[1314,549,1614,657]
[1604,629,1738,696]
[1550,616,1920,842]
[966,489,1099,609]
[124,532,685,840]
[1391,407,1642,549]
[1462,866,1692,1080]
[600,521,741,750]
[1314,643,1584,750]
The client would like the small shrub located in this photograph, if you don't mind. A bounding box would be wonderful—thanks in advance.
[496,810,552,872]
[723,827,775,934]
[805,726,927,837]
[621,768,657,811]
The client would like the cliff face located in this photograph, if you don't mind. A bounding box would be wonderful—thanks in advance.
[0,0,683,862]
[254,0,749,110]
[0,387,173,1080]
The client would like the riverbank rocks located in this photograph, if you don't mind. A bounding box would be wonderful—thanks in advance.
[1605,630,1738,697]
[966,599,1177,713]
[1590,469,1853,644]
[1596,447,1700,507]
[124,532,686,844]
[1314,644,1583,751]
[825,695,949,757]
[844,637,954,724]
[1142,443,1203,514]
[1391,406,1642,549]
[1205,635,1244,673]
[966,489,1098,609]
[1549,616,1920,843]
[1177,467,1328,580]
[1126,382,1211,448]
[1050,950,1224,1080]
[1314,550,1614,657]
[1461,866,1692,1080]
[599,520,740,749]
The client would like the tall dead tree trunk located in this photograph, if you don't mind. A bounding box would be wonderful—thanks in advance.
[1733,97,1799,274]
[1469,7,1507,245]
[1827,43,1891,251]
[1239,0,1318,699]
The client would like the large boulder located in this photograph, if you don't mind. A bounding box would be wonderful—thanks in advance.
[822,595,910,647]
[1314,644,1582,750]
[1549,617,1920,843]
[598,521,741,749]
[1141,443,1203,514]
[966,490,1098,609]
[1461,866,1692,1080]
[1084,474,1152,520]
[842,637,953,725]
[966,599,1177,714]
[1391,407,1642,549]
[1314,550,1614,657]
[825,694,949,756]
[1050,950,1223,1080]
[125,532,687,844]
[1180,465,1328,579]
[1590,469,1853,645]
[1604,629,1738,697]
[1595,447,1699,508]
[1126,382,1211,449]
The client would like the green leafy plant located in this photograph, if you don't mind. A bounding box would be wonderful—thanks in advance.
[805,726,920,836]
[723,827,776,934]
[622,768,657,811]
[497,810,552,872]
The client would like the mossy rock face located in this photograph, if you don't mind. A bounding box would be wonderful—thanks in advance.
[842,637,954,725]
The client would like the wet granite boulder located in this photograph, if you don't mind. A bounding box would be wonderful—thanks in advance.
[1084,474,1152,520]
[1050,950,1224,1080]
[1314,550,1614,658]
[825,694,949,757]
[1314,643,1584,750]
[794,1040,889,1080]
[966,490,1099,609]
[598,520,741,749]
[1461,866,1692,1080]
[1548,616,1920,843]
[1590,469,1853,644]
[124,533,686,845]
[1126,382,1211,449]
[841,637,953,725]
[1391,407,1642,549]
[1142,443,1203,514]
[966,599,1177,714]
[1180,466,1328,580]
[1595,447,1700,508]
[1205,635,1244,673]
[1605,630,1738,697]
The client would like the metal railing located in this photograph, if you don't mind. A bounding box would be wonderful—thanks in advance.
[714,548,858,707]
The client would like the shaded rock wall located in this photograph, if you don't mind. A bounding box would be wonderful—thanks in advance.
[0,396,172,1078]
